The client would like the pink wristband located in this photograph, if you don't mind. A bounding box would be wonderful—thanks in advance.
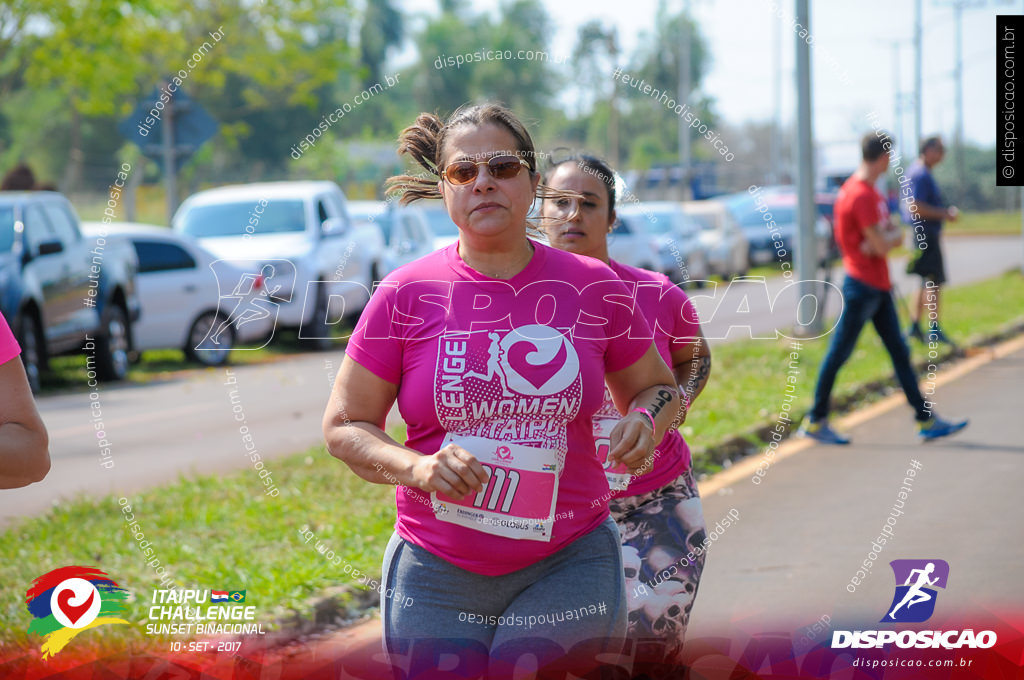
[631,408,656,433]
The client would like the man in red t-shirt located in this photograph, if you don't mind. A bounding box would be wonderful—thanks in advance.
[798,132,967,444]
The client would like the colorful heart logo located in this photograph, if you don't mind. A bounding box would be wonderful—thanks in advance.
[56,589,95,626]
[507,339,567,390]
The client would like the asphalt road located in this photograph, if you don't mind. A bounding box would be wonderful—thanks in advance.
[0,355,338,524]
[0,235,1019,525]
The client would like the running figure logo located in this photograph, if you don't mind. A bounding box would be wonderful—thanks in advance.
[205,259,297,350]
[881,559,949,623]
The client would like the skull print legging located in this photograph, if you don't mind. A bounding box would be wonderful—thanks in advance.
[608,468,707,665]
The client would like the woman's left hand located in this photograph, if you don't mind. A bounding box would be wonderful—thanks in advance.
[607,412,655,475]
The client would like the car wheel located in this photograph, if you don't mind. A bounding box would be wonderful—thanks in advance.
[16,311,45,394]
[301,283,333,351]
[93,304,130,382]
[186,311,235,366]
[735,247,749,278]
[686,256,708,288]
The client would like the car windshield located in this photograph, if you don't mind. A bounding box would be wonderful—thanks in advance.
[688,213,717,231]
[629,211,673,235]
[348,205,387,222]
[0,207,13,252]
[764,205,795,224]
[421,208,460,237]
[729,198,796,229]
[178,199,306,237]
[348,205,392,241]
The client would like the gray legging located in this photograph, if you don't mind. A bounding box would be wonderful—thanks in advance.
[380,516,627,677]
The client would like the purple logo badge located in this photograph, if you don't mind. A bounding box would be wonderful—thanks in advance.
[882,559,949,623]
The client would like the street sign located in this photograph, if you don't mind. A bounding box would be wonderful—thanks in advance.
[118,82,220,222]
[118,84,218,167]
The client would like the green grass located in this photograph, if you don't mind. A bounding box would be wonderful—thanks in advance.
[74,186,173,227]
[2,272,1021,645]
[0,440,400,649]
[944,210,1022,236]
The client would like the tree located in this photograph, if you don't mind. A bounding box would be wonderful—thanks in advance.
[572,20,617,118]
[571,21,619,162]
[359,0,403,89]
[472,0,561,115]
[618,2,715,169]
[411,11,484,114]
[15,0,358,190]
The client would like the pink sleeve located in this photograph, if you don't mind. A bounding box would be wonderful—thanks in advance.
[345,282,402,385]
[604,280,654,373]
[0,312,20,365]
[661,282,703,349]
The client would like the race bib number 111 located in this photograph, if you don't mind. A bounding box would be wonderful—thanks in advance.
[432,435,559,541]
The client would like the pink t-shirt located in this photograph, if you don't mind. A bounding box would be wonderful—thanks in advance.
[592,261,703,498]
[0,312,20,365]
[345,241,654,575]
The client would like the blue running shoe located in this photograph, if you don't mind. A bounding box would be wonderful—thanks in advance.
[798,418,851,445]
[918,415,968,442]
[925,322,954,346]
[907,322,924,342]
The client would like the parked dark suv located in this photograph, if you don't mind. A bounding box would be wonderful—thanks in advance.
[0,191,140,392]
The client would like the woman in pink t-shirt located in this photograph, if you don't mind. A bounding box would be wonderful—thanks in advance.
[322,103,680,673]
[0,311,50,488]
[540,154,712,668]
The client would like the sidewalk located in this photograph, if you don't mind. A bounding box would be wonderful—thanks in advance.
[688,335,1024,636]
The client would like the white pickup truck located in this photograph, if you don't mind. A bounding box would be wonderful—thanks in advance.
[172,181,385,349]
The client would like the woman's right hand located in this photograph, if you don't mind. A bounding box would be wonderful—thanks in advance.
[408,443,490,500]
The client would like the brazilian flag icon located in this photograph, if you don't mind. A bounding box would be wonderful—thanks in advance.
[229,590,246,602]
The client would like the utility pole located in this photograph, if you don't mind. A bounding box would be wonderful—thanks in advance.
[893,42,903,158]
[608,33,620,168]
[914,0,922,149]
[875,38,908,155]
[678,1,692,200]
[770,9,782,185]
[934,0,990,204]
[795,0,820,334]
[953,1,966,188]
[161,83,177,225]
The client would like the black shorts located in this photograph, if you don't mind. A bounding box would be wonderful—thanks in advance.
[907,232,946,285]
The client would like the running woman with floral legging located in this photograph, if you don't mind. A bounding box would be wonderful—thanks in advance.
[541,153,711,670]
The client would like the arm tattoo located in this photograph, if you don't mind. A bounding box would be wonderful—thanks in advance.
[647,387,676,419]
[672,354,712,427]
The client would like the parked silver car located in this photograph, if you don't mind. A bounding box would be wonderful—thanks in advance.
[617,202,710,285]
[83,222,273,366]
[347,201,435,276]
[682,199,750,280]
[724,189,832,267]
[419,203,460,251]
[173,181,385,349]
